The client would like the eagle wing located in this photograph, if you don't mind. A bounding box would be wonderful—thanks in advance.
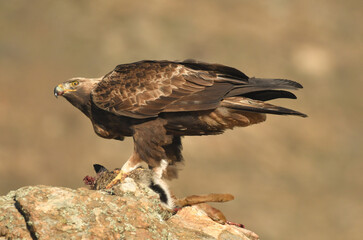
[92,60,304,119]
[91,60,245,118]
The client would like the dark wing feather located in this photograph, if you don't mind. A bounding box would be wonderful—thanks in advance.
[221,97,307,117]
[181,59,249,80]
[241,90,297,101]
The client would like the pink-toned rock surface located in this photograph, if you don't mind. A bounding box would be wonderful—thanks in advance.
[0,179,259,240]
[170,206,259,240]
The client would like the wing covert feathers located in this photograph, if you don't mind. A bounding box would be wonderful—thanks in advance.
[92,61,216,118]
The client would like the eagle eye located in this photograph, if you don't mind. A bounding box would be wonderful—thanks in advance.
[71,81,79,87]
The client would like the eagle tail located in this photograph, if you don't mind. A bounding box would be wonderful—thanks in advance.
[221,97,307,117]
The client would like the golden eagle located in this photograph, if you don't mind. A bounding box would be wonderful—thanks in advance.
[54,60,306,187]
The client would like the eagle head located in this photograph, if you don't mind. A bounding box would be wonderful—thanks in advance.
[54,77,102,113]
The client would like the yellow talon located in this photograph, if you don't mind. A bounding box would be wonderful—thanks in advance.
[105,170,128,189]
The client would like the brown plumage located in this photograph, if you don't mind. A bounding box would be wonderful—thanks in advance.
[54,60,306,181]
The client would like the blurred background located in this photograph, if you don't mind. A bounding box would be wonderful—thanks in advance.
[0,0,362,239]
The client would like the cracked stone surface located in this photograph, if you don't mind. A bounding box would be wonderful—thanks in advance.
[0,180,259,240]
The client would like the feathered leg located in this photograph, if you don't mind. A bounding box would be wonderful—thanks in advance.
[162,136,183,180]
[106,119,172,189]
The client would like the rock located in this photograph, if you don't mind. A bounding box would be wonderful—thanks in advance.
[170,206,259,240]
[0,180,259,240]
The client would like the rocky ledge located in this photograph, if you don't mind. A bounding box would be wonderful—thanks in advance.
[0,177,259,240]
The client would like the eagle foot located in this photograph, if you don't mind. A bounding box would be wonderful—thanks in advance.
[105,170,128,189]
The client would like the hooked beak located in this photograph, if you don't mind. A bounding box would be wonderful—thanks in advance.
[54,84,64,98]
